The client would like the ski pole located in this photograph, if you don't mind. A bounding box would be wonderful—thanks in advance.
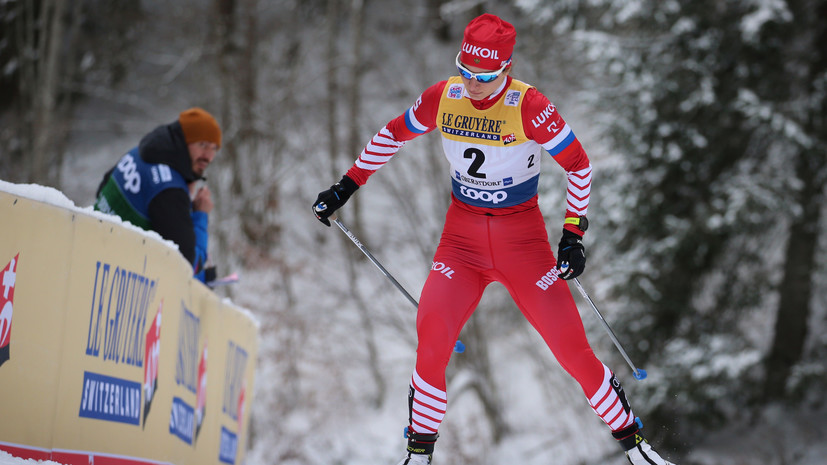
[332,216,465,353]
[573,278,647,380]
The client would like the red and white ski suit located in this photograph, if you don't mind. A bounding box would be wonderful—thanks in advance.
[345,76,635,436]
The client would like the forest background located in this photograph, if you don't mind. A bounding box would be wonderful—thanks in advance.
[1,0,826,464]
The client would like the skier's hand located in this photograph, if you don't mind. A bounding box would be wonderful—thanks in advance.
[556,229,586,280]
[312,175,359,226]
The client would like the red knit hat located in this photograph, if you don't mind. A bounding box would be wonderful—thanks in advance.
[459,14,516,70]
[179,107,222,147]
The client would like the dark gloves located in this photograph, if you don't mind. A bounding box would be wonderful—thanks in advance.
[312,175,359,226]
[556,229,586,280]
[203,266,217,284]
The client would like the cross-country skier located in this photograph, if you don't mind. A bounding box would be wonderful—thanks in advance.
[312,13,676,465]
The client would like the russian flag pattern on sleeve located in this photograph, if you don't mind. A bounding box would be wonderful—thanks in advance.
[404,104,431,135]
[542,123,576,157]
[345,81,445,185]
[589,365,636,431]
[566,164,592,217]
[355,127,406,173]
[410,370,447,434]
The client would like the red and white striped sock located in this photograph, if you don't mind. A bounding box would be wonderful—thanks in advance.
[408,370,447,435]
[588,364,636,432]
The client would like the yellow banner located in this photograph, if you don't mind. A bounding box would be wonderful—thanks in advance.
[0,188,258,465]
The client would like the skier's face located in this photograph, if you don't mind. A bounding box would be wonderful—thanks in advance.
[188,141,218,177]
[458,62,510,101]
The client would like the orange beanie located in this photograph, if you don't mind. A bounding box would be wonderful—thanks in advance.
[178,108,222,147]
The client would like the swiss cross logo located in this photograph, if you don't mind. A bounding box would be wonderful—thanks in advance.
[143,301,163,426]
[0,253,20,367]
[237,381,246,433]
[195,342,208,442]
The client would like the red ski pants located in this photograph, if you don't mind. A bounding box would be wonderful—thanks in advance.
[415,202,606,397]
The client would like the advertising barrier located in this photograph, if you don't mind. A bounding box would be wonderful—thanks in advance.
[0,186,258,465]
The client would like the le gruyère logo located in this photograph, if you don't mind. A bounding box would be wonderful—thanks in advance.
[79,261,158,426]
[440,112,506,141]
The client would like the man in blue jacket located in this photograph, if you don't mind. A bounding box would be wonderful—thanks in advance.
[94,108,221,283]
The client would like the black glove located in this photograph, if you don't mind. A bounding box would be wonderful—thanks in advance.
[556,229,586,280]
[203,266,217,284]
[312,175,359,226]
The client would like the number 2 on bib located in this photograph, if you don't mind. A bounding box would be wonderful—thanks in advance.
[464,148,486,179]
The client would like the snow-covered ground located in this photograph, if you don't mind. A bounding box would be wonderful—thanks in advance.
[0,451,62,465]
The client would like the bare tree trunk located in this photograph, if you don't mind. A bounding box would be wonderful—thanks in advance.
[764,151,825,400]
[212,0,241,277]
[214,0,281,256]
[326,0,341,182]
[426,0,451,41]
[341,0,387,407]
[215,0,241,198]
[26,0,66,186]
[763,0,827,401]
[14,0,38,180]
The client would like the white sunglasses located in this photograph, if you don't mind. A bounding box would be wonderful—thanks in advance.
[455,52,511,83]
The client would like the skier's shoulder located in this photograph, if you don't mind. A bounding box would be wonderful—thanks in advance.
[519,85,555,114]
[417,80,451,105]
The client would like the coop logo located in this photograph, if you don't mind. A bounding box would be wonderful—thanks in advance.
[116,153,141,194]
[81,261,159,426]
[535,267,560,290]
[459,186,507,204]
[0,253,20,367]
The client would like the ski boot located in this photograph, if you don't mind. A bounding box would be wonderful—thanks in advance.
[613,420,676,465]
[396,429,438,465]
